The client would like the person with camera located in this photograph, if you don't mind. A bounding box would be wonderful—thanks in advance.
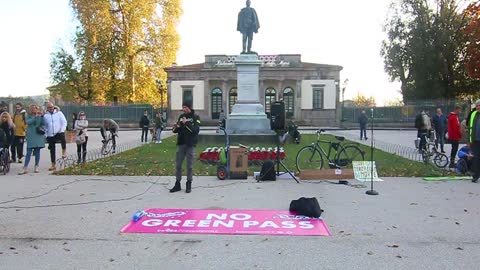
[18,104,45,174]
[169,101,200,194]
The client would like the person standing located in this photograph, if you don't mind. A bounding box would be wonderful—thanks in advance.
[358,110,368,140]
[447,106,462,168]
[170,101,200,194]
[0,112,15,162]
[71,112,77,130]
[43,102,68,171]
[153,112,164,144]
[432,108,447,153]
[468,99,480,183]
[416,110,432,151]
[12,103,27,163]
[18,104,45,174]
[139,110,150,143]
[74,111,88,164]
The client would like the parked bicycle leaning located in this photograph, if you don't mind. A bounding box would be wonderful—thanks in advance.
[296,129,364,172]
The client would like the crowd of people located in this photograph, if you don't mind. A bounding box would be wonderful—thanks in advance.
[0,101,95,174]
[414,100,480,182]
[2,98,479,184]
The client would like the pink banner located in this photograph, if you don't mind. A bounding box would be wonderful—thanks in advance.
[121,208,330,236]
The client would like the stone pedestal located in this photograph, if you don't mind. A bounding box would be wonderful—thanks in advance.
[227,54,273,134]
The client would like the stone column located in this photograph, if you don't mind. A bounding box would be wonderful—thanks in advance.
[222,80,228,114]
[227,54,272,134]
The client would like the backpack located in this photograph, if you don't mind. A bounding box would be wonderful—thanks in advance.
[289,197,324,218]
[414,114,423,129]
[259,160,276,181]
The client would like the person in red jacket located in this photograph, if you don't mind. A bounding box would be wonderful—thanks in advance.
[447,106,462,168]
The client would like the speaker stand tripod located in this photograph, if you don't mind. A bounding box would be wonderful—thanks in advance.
[274,132,299,183]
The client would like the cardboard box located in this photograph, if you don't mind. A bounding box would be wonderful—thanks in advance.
[229,146,248,172]
[299,169,354,180]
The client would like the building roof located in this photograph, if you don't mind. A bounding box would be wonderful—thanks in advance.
[165,54,342,72]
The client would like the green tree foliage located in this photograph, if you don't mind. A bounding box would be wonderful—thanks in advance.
[50,0,182,103]
[381,0,475,102]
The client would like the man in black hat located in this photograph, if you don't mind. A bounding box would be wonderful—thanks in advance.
[170,101,201,193]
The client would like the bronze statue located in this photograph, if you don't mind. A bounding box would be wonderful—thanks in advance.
[237,0,260,54]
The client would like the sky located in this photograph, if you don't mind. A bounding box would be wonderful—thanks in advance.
[0,0,402,105]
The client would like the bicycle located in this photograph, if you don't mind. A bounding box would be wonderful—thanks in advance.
[0,147,10,175]
[56,156,76,171]
[101,132,117,155]
[296,129,365,172]
[417,130,449,168]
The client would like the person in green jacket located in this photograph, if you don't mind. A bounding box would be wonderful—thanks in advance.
[469,99,480,183]
[19,104,45,174]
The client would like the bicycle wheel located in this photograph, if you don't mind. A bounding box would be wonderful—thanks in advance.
[2,151,10,174]
[5,152,10,173]
[0,153,5,175]
[296,146,323,172]
[432,153,449,168]
[335,145,365,167]
[101,141,112,155]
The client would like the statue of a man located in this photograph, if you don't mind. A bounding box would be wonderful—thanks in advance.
[237,0,260,54]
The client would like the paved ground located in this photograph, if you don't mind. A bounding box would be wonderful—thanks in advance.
[1,129,479,269]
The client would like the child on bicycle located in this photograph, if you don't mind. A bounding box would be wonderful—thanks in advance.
[100,119,119,153]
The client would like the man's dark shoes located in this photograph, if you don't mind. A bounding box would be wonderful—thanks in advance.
[473,177,479,183]
[186,181,192,193]
[170,182,181,193]
[449,162,455,169]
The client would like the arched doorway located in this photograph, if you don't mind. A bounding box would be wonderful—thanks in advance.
[265,88,276,118]
[211,88,222,119]
[283,87,294,118]
[229,87,238,113]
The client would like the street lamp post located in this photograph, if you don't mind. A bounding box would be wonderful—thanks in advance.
[341,79,349,122]
[156,79,165,112]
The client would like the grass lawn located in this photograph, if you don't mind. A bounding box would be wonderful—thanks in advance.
[59,134,447,177]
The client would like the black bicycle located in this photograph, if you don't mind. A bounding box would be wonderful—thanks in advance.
[0,147,11,175]
[101,132,117,155]
[296,129,365,172]
[417,130,449,168]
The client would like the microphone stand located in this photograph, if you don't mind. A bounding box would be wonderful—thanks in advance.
[366,108,379,196]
